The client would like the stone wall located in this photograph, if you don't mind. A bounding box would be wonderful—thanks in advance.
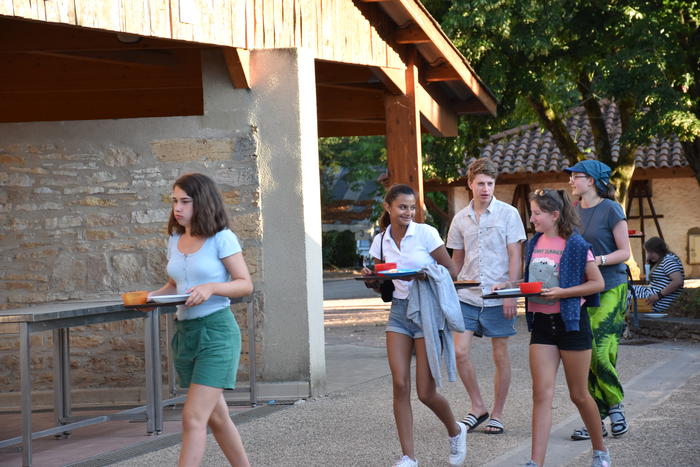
[0,51,264,407]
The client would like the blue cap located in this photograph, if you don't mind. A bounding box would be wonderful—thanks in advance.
[565,159,611,194]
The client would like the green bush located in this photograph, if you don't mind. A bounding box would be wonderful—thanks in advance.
[322,230,358,268]
[669,287,700,319]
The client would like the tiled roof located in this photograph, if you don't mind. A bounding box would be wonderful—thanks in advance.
[467,101,686,175]
[322,168,380,225]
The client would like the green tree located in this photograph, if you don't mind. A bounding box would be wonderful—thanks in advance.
[317,136,385,205]
[428,0,700,203]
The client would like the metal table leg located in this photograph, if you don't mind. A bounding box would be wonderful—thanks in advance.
[144,308,163,434]
[247,299,257,406]
[20,322,32,466]
[53,328,71,432]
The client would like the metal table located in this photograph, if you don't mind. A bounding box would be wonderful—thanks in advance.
[0,296,256,467]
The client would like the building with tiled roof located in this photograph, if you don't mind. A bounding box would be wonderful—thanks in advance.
[469,100,686,175]
[430,101,700,277]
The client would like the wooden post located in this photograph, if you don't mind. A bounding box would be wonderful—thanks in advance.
[384,51,424,221]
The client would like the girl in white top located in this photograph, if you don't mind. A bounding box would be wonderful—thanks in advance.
[362,184,467,467]
[149,173,253,467]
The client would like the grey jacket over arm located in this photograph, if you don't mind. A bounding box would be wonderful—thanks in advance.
[407,263,465,387]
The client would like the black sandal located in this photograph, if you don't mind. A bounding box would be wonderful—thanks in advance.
[461,412,489,432]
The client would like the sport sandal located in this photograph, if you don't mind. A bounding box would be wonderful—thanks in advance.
[609,403,629,437]
[461,412,489,432]
[571,420,608,441]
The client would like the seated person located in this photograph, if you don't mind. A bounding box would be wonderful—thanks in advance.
[632,237,685,313]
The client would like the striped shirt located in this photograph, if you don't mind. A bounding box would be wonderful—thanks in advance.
[638,253,685,312]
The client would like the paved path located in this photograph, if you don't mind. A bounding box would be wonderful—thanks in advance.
[108,279,699,466]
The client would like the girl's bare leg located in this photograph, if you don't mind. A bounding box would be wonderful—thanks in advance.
[529,344,561,466]
[178,384,223,466]
[207,392,250,466]
[414,338,460,436]
[561,349,606,452]
[387,331,416,459]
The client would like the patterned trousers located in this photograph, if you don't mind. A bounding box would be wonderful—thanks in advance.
[587,282,627,418]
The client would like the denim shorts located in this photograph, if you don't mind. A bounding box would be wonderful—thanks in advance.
[529,311,592,351]
[172,307,241,389]
[461,301,516,338]
[386,298,423,339]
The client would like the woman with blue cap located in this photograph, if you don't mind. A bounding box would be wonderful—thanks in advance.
[565,159,631,441]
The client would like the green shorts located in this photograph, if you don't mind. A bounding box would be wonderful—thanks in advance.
[172,307,241,389]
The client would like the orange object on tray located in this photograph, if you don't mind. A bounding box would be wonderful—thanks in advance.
[519,282,543,294]
[121,290,149,306]
[374,262,397,273]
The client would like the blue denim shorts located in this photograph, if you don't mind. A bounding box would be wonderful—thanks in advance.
[461,301,516,338]
[386,298,423,339]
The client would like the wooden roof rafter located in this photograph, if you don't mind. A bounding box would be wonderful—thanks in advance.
[361,0,497,117]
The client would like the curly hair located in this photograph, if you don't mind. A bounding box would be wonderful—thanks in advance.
[466,158,499,185]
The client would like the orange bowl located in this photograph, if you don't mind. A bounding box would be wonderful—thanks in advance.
[519,282,543,294]
[121,290,149,306]
[374,262,397,273]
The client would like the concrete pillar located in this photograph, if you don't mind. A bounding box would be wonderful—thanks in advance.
[251,48,326,396]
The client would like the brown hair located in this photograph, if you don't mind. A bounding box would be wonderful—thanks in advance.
[467,158,499,185]
[167,173,230,237]
[380,184,415,230]
[644,236,671,257]
[529,189,580,239]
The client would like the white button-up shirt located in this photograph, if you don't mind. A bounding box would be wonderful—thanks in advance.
[369,222,444,299]
[446,197,526,306]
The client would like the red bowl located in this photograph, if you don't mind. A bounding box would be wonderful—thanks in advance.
[519,282,543,294]
[374,262,397,273]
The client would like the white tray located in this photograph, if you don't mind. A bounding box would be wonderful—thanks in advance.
[492,288,521,295]
[150,294,190,304]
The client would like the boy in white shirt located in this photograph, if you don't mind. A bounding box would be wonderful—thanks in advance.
[446,158,526,435]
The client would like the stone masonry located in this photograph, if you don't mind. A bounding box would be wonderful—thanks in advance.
[0,129,263,408]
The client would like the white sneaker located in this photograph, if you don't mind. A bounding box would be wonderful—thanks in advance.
[592,449,611,467]
[448,421,468,466]
[393,455,418,466]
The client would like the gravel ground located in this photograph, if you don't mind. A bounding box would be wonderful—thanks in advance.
[113,294,700,466]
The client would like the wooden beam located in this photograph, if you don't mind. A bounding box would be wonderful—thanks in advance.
[371,66,406,95]
[0,88,203,123]
[416,84,458,137]
[0,17,198,53]
[29,50,180,68]
[424,64,460,82]
[315,61,376,84]
[384,52,424,221]
[0,50,202,93]
[390,0,498,116]
[453,98,494,115]
[318,121,386,137]
[395,23,430,44]
[316,87,384,121]
[221,47,251,89]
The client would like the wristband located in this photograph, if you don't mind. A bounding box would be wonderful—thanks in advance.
[657,290,664,299]
[600,255,607,265]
